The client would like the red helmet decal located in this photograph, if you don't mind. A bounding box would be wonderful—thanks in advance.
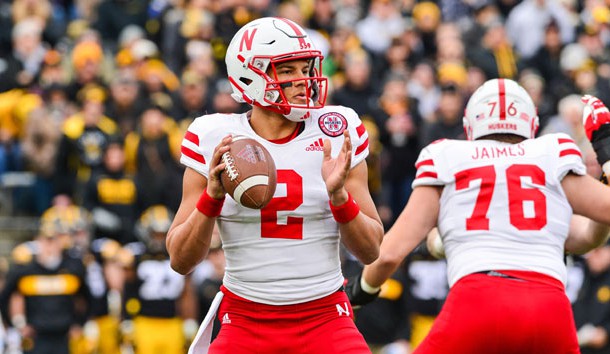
[239,28,258,52]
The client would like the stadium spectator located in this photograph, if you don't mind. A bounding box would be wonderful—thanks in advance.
[373,74,422,225]
[92,0,148,48]
[541,94,590,151]
[167,17,383,353]
[170,70,212,130]
[65,37,107,103]
[523,19,566,101]
[209,78,247,114]
[308,0,337,39]
[517,69,556,130]
[330,49,378,118]
[0,18,46,93]
[10,0,66,47]
[407,61,440,123]
[461,0,502,51]
[181,40,221,85]
[124,105,183,212]
[419,82,466,146]
[83,139,140,245]
[322,26,360,87]
[19,85,73,215]
[104,70,150,138]
[435,23,466,66]
[466,19,520,80]
[505,0,576,60]
[411,1,442,60]
[54,84,120,202]
[0,87,42,177]
[356,0,406,57]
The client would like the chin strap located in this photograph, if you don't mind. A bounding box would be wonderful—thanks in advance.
[281,98,317,122]
[282,107,311,122]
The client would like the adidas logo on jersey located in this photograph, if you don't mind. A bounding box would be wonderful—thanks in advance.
[305,138,324,151]
[222,313,231,324]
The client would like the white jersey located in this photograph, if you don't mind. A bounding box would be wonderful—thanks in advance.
[413,133,586,287]
[180,106,369,305]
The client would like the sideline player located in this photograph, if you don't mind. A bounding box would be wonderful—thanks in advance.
[167,17,383,354]
[348,78,610,354]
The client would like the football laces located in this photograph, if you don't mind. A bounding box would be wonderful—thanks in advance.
[222,152,239,181]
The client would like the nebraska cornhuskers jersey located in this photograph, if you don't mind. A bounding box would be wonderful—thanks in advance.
[413,133,586,287]
[180,106,369,305]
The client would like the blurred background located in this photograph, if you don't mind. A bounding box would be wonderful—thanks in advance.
[0,0,609,353]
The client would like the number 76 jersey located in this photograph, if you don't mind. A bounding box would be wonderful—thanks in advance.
[413,133,587,288]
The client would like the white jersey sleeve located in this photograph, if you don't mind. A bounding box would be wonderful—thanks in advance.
[553,133,587,179]
[180,113,231,178]
[411,134,586,287]
[412,139,447,188]
[341,106,370,167]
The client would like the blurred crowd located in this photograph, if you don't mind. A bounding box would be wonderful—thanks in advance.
[0,0,610,353]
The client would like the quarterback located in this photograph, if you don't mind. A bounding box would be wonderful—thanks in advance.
[166,17,383,354]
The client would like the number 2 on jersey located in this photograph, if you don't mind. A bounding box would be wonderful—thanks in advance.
[455,164,547,231]
[261,170,304,239]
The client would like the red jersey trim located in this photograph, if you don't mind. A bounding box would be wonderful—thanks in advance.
[559,149,581,158]
[355,138,369,156]
[181,145,205,164]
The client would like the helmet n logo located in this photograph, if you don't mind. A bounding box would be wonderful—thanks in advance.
[240,28,258,51]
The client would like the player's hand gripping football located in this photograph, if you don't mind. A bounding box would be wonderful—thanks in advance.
[345,272,380,308]
[207,135,232,199]
[582,95,610,177]
[322,130,352,203]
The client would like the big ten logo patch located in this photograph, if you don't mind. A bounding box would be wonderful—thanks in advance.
[319,112,347,137]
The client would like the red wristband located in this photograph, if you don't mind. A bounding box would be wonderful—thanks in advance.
[329,192,360,223]
[196,189,225,217]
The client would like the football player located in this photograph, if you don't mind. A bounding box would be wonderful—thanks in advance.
[0,215,90,354]
[168,17,383,354]
[348,79,610,354]
[119,205,197,354]
[8,204,123,354]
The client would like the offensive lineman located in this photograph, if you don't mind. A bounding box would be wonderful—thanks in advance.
[167,17,383,353]
[348,78,610,354]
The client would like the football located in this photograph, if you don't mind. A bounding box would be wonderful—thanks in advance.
[220,136,277,209]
